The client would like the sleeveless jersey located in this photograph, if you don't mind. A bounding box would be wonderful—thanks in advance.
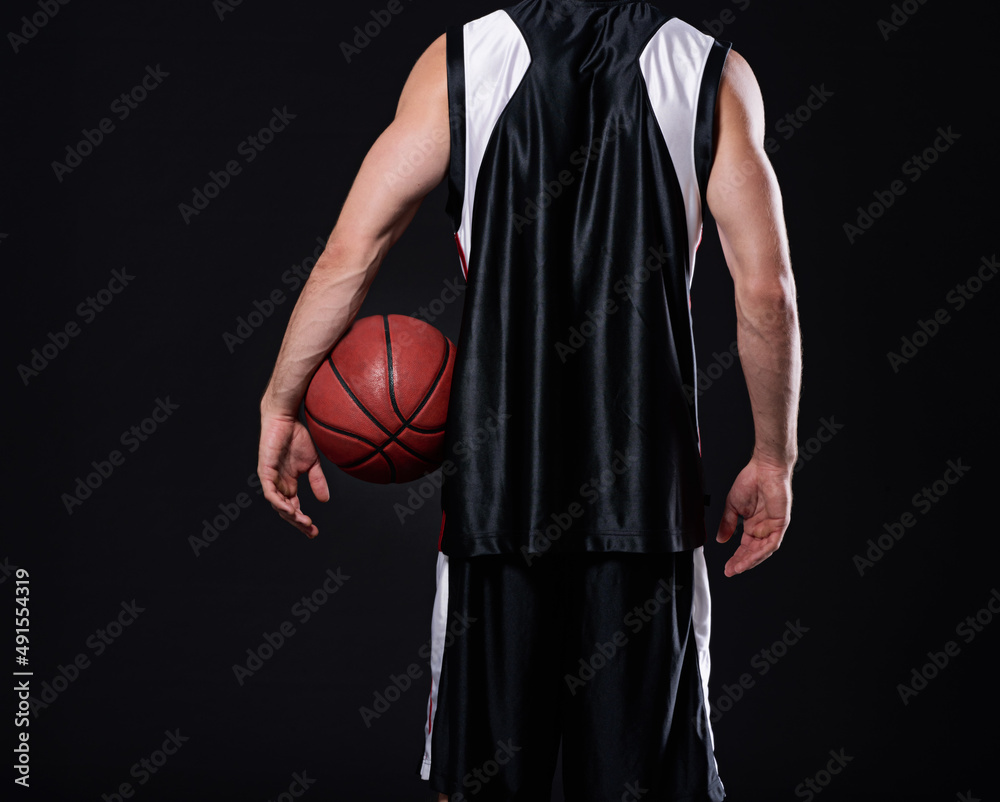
[438,0,731,559]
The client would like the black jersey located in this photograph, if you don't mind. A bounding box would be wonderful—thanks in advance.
[437,0,731,559]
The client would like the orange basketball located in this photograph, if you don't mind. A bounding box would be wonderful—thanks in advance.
[304,314,455,483]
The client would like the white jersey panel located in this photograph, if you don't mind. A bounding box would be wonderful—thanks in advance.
[457,10,531,281]
[639,19,717,286]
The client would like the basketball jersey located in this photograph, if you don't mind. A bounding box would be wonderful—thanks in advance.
[438,0,731,559]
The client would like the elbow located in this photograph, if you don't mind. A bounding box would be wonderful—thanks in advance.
[314,235,383,279]
[736,274,798,331]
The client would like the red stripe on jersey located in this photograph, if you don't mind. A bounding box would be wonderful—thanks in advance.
[454,233,469,281]
[438,510,446,551]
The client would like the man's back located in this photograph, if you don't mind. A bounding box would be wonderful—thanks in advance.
[257,3,800,799]
[439,0,732,560]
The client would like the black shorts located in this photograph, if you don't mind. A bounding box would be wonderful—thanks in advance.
[418,548,725,802]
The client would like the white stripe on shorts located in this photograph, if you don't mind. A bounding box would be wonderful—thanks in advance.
[420,551,450,781]
[691,545,716,751]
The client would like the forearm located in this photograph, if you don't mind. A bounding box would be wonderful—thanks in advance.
[735,281,802,469]
[260,242,380,417]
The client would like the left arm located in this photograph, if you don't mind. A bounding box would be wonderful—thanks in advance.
[257,33,450,537]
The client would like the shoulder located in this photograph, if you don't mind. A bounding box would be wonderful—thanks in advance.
[719,49,758,97]
[427,31,447,56]
[718,49,763,117]
[716,48,765,141]
[411,32,446,80]
[396,33,448,115]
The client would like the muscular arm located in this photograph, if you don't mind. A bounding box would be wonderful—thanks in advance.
[706,50,803,575]
[262,33,449,416]
[257,33,450,535]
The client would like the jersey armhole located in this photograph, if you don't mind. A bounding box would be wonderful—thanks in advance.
[444,23,467,232]
[694,38,732,219]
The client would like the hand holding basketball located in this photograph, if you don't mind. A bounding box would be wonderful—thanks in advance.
[258,314,454,538]
[257,409,330,538]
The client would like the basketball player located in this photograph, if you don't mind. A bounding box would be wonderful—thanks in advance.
[258,1,801,799]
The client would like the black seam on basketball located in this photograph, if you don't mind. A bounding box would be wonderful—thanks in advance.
[317,322,449,471]
[382,429,440,465]
[308,381,438,467]
[407,424,447,434]
[305,406,380,449]
[328,353,394,438]
[403,336,451,431]
[380,316,450,439]
[380,328,451,435]
[384,333,450,447]
[318,379,438,464]
[385,315,410,427]
[306,407,378,449]
[381,315,447,449]
[306,407,395,473]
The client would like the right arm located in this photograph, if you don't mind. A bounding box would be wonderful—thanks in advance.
[705,49,802,577]
[257,33,449,537]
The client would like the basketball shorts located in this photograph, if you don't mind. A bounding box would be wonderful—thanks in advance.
[418,547,725,801]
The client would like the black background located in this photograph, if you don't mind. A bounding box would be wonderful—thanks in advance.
[5,0,998,800]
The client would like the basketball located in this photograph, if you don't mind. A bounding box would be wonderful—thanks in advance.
[304,314,456,483]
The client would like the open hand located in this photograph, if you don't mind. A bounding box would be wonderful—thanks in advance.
[716,456,793,576]
[257,410,330,537]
